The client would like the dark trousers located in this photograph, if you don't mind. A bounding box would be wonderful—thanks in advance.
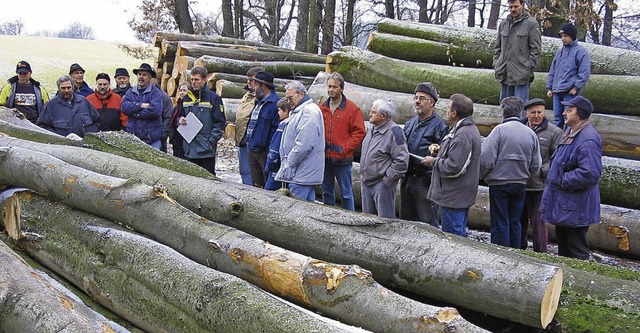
[400,175,439,227]
[520,191,548,253]
[555,225,590,260]
[187,157,216,175]
[489,183,526,249]
[248,150,268,188]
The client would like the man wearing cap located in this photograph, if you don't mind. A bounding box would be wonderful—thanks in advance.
[235,67,263,185]
[113,68,132,97]
[86,73,126,132]
[244,71,281,188]
[493,0,541,102]
[520,98,563,252]
[176,66,225,175]
[0,60,49,123]
[541,96,602,260]
[319,72,366,211]
[546,22,591,129]
[69,63,93,97]
[401,82,448,226]
[121,63,164,149]
[37,75,100,138]
[480,96,541,249]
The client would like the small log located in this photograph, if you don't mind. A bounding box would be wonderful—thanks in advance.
[207,72,314,90]
[162,61,174,76]
[222,98,241,123]
[171,55,195,78]
[177,41,326,63]
[216,80,285,99]
[160,73,171,91]
[195,55,325,79]
[153,31,281,49]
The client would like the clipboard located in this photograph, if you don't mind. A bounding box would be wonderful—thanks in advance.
[177,112,203,143]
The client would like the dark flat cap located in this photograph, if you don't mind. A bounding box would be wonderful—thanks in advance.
[524,98,545,110]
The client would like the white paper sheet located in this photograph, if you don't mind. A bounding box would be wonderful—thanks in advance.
[177,112,203,143]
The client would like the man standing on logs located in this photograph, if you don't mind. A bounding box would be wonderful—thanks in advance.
[320,72,366,211]
[36,75,100,138]
[245,71,281,188]
[0,60,49,123]
[541,96,602,260]
[401,82,448,226]
[86,73,126,132]
[235,67,264,186]
[422,94,481,236]
[68,63,93,97]
[113,68,131,97]
[520,98,563,253]
[177,66,225,175]
[480,97,541,249]
[121,63,164,150]
[493,0,541,102]
[275,81,324,201]
[360,99,409,218]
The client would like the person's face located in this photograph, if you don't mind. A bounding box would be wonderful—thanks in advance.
[70,70,84,85]
[369,105,387,126]
[178,85,188,99]
[285,88,302,109]
[255,83,266,100]
[247,75,257,92]
[327,79,344,100]
[526,105,545,127]
[191,74,205,91]
[115,75,130,89]
[560,33,573,46]
[278,107,289,121]
[17,71,31,85]
[509,0,524,18]
[58,80,74,101]
[563,106,580,128]
[413,92,435,118]
[137,71,151,88]
[445,101,458,125]
[96,79,110,95]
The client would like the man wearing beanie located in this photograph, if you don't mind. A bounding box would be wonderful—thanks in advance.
[401,82,448,227]
[541,96,602,260]
[68,63,93,97]
[87,73,127,132]
[546,22,591,129]
[113,68,131,97]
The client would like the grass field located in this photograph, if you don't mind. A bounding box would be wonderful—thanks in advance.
[0,35,152,94]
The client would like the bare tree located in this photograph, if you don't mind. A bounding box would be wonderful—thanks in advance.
[307,0,322,52]
[296,0,310,51]
[0,19,24,35]
[487,0,501,29]
[468,0,477,26]
[321,0,337,54]
[385,0,395,18]
[129,0,178,42]
[244,0,296,45]
[221,0,235,36]
[58,22,94,40]
[174,0,194,33]
[234,0,245,38]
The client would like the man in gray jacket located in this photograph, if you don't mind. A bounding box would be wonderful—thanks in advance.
[360,99,409,218]
[480,96,541,249]
[423,94,481,237]
[493,0,542,102]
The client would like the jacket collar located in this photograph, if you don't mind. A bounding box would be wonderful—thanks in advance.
[93,88,114,100]
[8,76,41,87]
[258,90,280,104]
[322,94,347,110]
[292,94,313,112]
[560,119,590,145]
[134,83,155,95]
[522,116,549,132]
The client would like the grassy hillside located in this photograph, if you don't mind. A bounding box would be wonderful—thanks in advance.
[0,35,152,94]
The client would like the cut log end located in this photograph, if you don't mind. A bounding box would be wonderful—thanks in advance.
[325,55,334,74]
[540,268,563,328]
[2,193,21,240]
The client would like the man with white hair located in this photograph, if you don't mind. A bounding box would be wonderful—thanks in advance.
[360,99,409,218]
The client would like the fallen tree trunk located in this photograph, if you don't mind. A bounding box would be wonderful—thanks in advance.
[216,80,286,99]
[0,147,487,333]
[195,55,325,79]
[0,235,127,332]
[177,41,326,63]
[308,72,640,161]
[0,138,562,329]
[326,47,640,116]
[2,192,361,333]
[207,72,314,90]
[375,18,640,76]
[153,31,271,48]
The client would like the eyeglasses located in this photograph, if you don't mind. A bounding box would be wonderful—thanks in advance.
[285,94,297,102]
[413,96,433,103]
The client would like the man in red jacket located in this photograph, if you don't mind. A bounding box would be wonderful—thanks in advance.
[86,73,126,131]
[319,73,366,211]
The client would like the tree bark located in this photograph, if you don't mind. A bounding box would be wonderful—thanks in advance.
[0,140,562,329]
[234,0,244,38]
[307,0,322,53]
[296,0,310,51]
[602,0,616,46]
[344,0,356,45]
[326,47,640,116]
[321,0,336,54]
[207,72,314,88]
[153,31,270,48]
[0,147,488,333]
[1,193,354,333]
[194,55,325,79]
[176,41,326,63]
[0,237,127,332]
[221,0,235,37]
[487,0,501,29]
[385,0,395,18]
[468,0,476,26]
[173,0,194,34]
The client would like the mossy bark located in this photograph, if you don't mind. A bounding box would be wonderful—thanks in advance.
[207,72,314,91]
[215,80,286,99]
[153,31,273,48]
[0,147,487,333]
[195,55,325,79]
[326,47,640,116]
[177,41,326,63]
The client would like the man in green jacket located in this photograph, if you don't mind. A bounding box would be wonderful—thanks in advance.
[0,60,49,123]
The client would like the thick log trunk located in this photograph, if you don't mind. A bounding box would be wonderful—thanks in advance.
[195,55,325,79]
[222,98,240,123]
[326,47,640,116]
[375,18,640,76]
[2,193,354,333]
[0,236,127,332]
[308,73,640,160]
[0,138,562,329]
[207,72,314,90]
[0,147,486,333]
[177,41,326,63]
[171,55,196,78]
[153,31,271,48]
[216,80,285,99]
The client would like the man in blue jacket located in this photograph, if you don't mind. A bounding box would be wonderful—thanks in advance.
[176,66,225,175]
[546,23,591,129]
[69,63,93,97]
[121,63,164,149]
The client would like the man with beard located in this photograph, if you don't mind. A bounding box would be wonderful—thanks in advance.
[0,60,49,123]
[87,73,126,132]
[121,63,164,149]
[37,75,100,137]
[68,63,93,97]
[400,82,448,227]
[235,67,263,185]
[113,68,132,97]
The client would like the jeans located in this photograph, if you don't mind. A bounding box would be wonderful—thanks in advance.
[555,226,590,260]
[264,172,283,191]
[150,139,162,150]
[238,146,252,185]
[500,83,530,103]
[322,162,355,211]
[489,183,526,249]
[552,92,575,129]
[289,183,316,202]
[440,207,469,237]
[361,180,398,219]
[248,150,268,188]
[400,174,439,227]
[520,191,548,253]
